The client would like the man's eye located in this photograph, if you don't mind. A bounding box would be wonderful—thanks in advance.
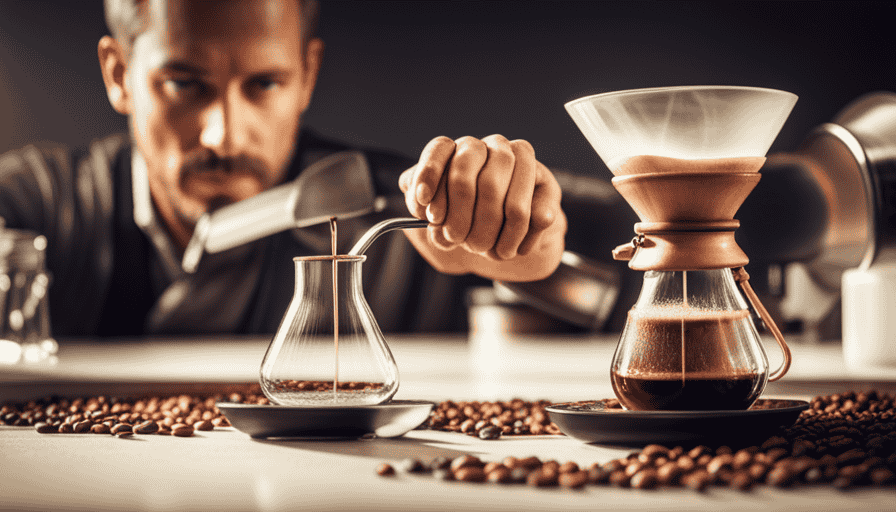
[163,78,205,99]
[248,77,280,95]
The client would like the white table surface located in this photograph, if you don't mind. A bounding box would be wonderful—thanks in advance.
[1,334,894,512]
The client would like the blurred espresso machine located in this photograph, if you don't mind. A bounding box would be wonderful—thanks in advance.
[498,91,896,367]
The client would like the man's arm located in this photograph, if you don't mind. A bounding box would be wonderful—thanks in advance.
[398,135,566,282]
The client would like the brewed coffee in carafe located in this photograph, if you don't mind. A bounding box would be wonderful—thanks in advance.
[611,269,765,410]
[566,86,797,410]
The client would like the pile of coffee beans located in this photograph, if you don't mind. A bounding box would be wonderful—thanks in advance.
[381,390,896,491]
[0,384,270,437]
[426,399,562,439]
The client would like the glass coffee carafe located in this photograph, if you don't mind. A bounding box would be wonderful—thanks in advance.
[566,86,796,410]
[611,269,768,410]
[260,255,399,406]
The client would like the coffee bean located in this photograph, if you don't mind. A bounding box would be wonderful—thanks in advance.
[688,446,709,459]
[766,466,795,487]
[837,449,866,467]
[110,424,132,435]
[870,468,895,485]
[603,459,627,473]
[486,467,511,484]
[682,471,711,492]
[450,455,482,472]
[455,467,486,483]
[608,469,630,488]
[194,420,214,431]
[515,456,541,469]
[478,426,501,440]
[747,462,769,481]
[57,423,73,434]
[732,450,755,469]
[707,454,734,475]
[399,458,426,473]
[527,468,558,487]
[134,420,159,434]
[675,456,696,472]
[630,469,659,489]
[558,470,588,489]
[731,472,754,491]
[171,424,194,437]
[803,466,824,484]
[657,462,684,486]
[509,467,530,484]
[90,423,110,434]
[376,463,395,476]
[558,461,579,474]
[482,462,503,474]
[34,422,56,434]
[832,476,854,490]
[115,431,134,439]
[641,444,669,459]
[588,464,611,484]
[541,460,560,473]
[433,469,454,481]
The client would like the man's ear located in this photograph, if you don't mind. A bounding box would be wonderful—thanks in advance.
[298,37,324,112]
[97,35,131,115]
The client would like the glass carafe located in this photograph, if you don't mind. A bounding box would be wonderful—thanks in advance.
[260,255,399,406]
[611,269,773,411]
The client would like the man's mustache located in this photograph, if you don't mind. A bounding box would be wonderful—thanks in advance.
[179,150,270,185]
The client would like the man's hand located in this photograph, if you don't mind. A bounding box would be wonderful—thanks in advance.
[398,135,565,281]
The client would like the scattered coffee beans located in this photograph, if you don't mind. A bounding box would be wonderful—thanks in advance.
[427,399,562,438]
[375,389,896,493]
[0,385,269,439]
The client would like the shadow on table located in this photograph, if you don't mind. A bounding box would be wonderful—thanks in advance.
[250,433,487,461]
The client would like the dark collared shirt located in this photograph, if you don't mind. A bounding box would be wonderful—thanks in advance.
[0,130,486,337]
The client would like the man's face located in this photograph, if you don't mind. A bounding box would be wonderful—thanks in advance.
[124,0,318,240]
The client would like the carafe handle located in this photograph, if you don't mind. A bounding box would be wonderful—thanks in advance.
[732,267,792,381]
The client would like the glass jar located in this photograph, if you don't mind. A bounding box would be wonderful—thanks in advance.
[611,269,774,411]
[260,255,399,406]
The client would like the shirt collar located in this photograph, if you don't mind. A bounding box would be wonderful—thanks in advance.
[131,150,187,283]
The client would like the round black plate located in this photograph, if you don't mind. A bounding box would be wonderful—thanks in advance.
[217,400,435,439]
[546,398,809,446]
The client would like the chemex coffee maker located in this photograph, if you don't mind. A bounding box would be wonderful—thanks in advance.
[566,86,797,411]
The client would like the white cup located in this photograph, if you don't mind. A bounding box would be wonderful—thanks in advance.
[842,263,896,370]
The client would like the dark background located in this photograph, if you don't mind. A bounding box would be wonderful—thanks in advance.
[1,0,894,181]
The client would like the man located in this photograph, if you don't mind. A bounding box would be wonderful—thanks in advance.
[0,0,565,336]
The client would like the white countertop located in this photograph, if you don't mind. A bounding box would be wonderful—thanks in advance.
[1,334,895,512]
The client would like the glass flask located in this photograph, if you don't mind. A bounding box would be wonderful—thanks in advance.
[0,225,57,366]
[611,269,778,411]
[260,255,399,406]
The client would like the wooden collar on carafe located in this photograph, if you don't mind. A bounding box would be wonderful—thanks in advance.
[612,219,749,271]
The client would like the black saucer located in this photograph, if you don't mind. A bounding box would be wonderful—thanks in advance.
[546,398,809,446]
[217,400,435,439]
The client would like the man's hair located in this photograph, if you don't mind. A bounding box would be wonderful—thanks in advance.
[104,0,320,56]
